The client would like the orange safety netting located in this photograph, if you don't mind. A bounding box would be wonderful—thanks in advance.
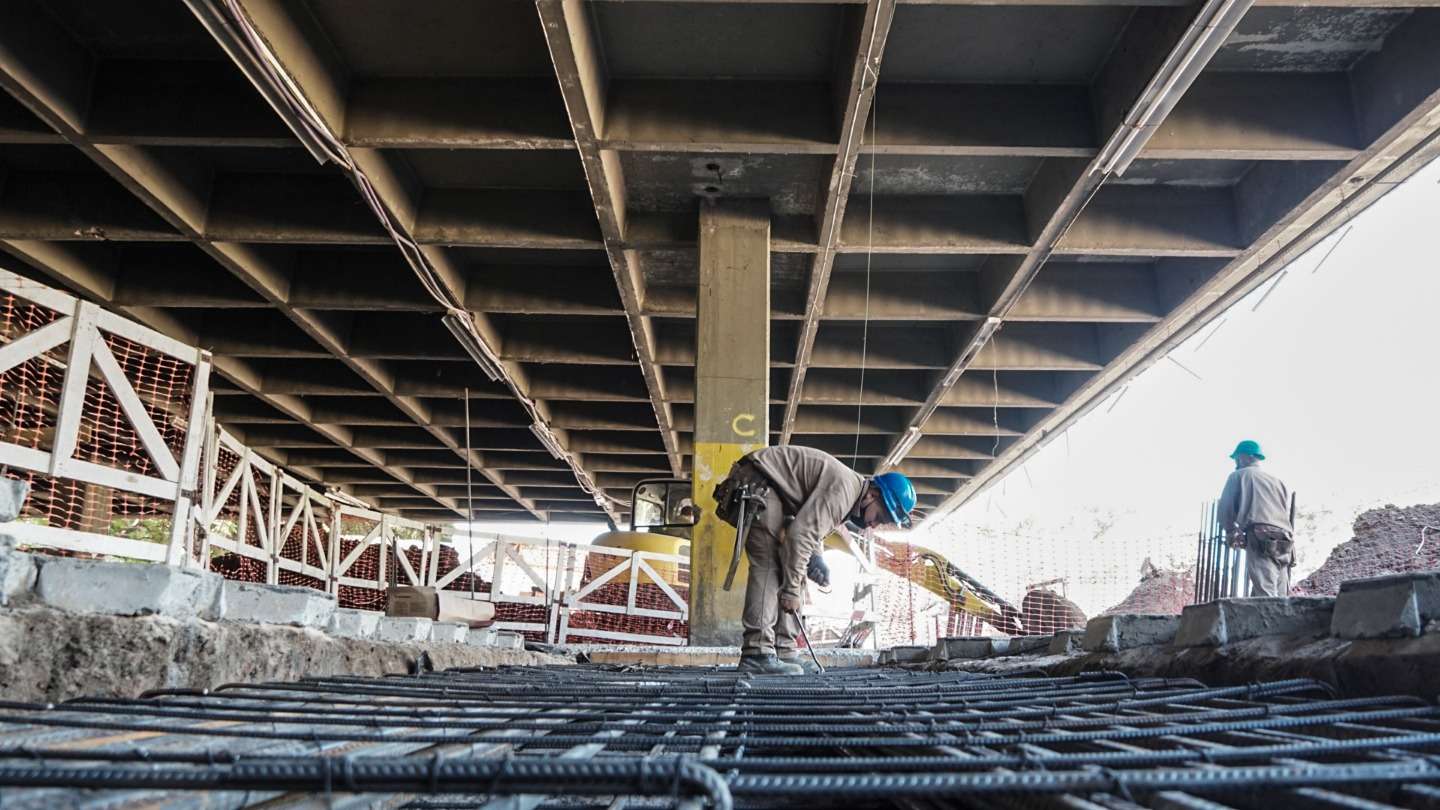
[2,292,195,546]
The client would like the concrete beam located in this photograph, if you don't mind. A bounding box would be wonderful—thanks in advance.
[0,241,419,510]
[345,77,574,149]
[537,0,685,478]
[934,10,1440,521]
[209,0,628,520]
[880,1,1251,475]
[0,1,480,518]
[783,0,897,443]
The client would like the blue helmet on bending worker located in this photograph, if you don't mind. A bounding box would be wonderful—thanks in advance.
[873,471,917,528]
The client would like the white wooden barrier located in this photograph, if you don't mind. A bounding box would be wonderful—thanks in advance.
[1,270,694,645]
[0,269,210,566]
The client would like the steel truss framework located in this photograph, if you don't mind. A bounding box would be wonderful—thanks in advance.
[2,667,1440,808]
[0,1,1437,524]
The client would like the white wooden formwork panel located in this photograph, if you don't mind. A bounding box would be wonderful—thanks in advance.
[0,270,210,565]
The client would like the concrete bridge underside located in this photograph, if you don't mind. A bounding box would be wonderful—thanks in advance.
[0,0,1436,525]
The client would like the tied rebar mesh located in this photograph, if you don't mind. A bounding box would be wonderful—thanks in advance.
[1,667,1439,808]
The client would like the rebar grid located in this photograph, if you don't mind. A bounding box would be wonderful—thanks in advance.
[0,666,1438,809]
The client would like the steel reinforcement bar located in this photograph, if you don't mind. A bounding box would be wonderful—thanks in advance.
[1,666,1439,808]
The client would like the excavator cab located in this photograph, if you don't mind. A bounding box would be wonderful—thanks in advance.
[582,479,694,588]
[630,479,695,538]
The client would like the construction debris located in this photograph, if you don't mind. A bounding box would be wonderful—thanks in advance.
[1104,557,1196,615]
[1296,502,1440,595]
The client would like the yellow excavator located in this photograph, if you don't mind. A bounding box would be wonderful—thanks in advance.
[586,478,1025,636]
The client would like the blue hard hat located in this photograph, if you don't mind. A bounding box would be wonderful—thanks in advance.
[1229,439,1265,460]
[873,472,917,527]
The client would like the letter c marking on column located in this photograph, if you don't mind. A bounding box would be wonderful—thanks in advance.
[731,413,757,437]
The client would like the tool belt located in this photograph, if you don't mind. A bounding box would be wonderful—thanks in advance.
[1246,523,1295,566]
[712,458,771,591]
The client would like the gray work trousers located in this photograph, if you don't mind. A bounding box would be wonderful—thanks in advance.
[1245,524,1293,597]
[740,490,800,656]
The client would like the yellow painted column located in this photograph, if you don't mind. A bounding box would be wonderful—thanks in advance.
[690,200,770,647]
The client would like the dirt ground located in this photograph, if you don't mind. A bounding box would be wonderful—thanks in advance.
[1102,558,1196,615]
[1295,502,1440,595]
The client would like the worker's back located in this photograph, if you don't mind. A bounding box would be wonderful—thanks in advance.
[1221,465,1293,533]
[746,445,863,516]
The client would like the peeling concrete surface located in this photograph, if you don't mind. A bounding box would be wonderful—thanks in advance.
[0,606,570,703]
[1212,8,1411,72]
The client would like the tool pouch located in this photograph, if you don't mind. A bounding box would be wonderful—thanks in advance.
[713,459,771,590]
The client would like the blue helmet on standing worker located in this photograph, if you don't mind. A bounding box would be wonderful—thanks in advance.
[873,472,917,528]
[1229,439,1265,460]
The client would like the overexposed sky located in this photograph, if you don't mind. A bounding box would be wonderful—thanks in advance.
[466,156,1440,618]
[915,155,1440,614]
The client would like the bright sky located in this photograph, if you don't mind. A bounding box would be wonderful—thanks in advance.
[465,156,1440,619]
[913,155,1440,615]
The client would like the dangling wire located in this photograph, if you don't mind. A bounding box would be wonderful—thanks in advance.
[464,387,476,601]
[852,84,877,469]
[991,341,1001,460]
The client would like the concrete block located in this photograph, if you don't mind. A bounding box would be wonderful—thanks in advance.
[890,645,930,663]
[375,616,432,643]
[328,608,380,639]
[1082,614,1181,653]
[932,636,1002,661]
[997,635,1052,656]
[465,627,497,648]
[1332,572,1440,640]
[878,649,895,665]
[36,558,222,620]
[0,479,29,522]
[430,622,469,643]
[491,631,525,651]
[1175,597,1335,647]
[1,535,38,606]
[221,580,335,628]
[1048,629,1084,655]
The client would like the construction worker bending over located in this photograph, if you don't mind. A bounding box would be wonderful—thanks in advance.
[1218,440,1296,597]
[723,445,916,676]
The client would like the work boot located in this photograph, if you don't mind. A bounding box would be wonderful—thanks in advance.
[778,653,820,674]
[737,653,803,676]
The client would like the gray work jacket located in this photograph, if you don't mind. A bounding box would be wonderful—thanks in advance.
[1218,464,1294,536]
[746,445,867,601]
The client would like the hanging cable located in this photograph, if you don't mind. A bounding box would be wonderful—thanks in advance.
[464,388,475,601]
[851,82,877,470]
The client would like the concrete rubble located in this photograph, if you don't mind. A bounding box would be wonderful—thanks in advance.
[1331,571,1440,639]
[1047,629,1083,655]
[36,557,225,620]
[0,479,28,522]
[376,616,433,643]
[1083,613,1181,652]
[0,550,561,701]
[1174,596,1334,647]
[328,607,381,639]
[223,580,336,628]
[0,536,37,607]
[886,579,1440,701]
[430,621,469,643]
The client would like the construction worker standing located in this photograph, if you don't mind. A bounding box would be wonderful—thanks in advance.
[1218,440,1295,597]
[722,445,916,675]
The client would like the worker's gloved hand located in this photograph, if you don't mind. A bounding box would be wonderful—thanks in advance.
[806,554,830,588]
[780,593,803,613]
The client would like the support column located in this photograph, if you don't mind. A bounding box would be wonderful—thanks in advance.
[691,200,770,647]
